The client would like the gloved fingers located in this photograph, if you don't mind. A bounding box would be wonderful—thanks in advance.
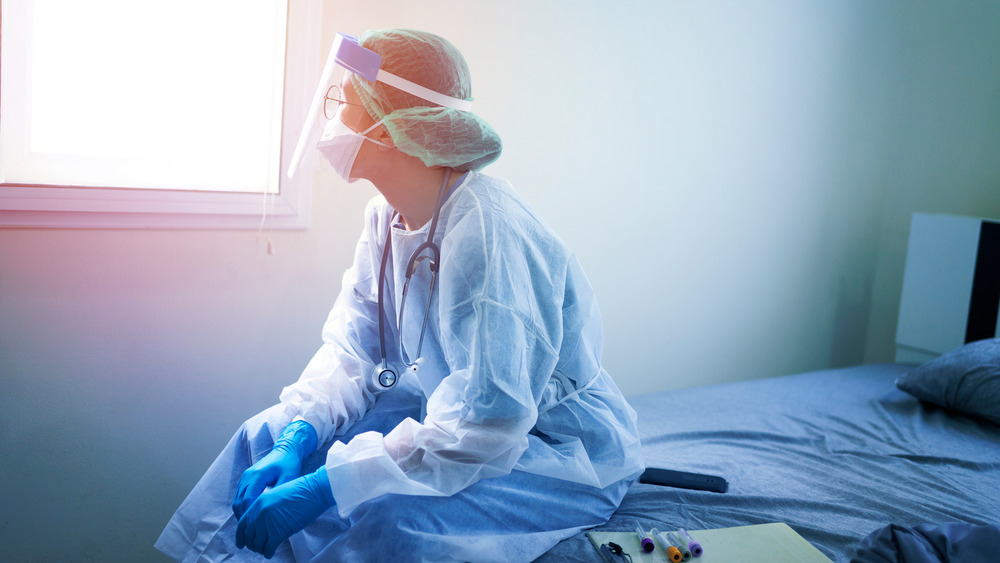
[233,449,301,518]
[235,509,249,550]
[247,521,269,559]
[245,517,279,559]
[235,473,332,557]
[263,534,281,559]
[232,473,268,519]
[272,469,297,488]
[236,503,271,557]
[235,490,282,558]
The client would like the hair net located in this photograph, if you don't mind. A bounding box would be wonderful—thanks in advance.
[350,28,502,172]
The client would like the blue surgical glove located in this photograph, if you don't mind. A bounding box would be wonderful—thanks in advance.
[232,420,318,519]
[235,466,335,559]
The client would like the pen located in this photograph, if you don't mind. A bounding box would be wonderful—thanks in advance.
[652,530,682,563]
[666,531,692,561]
[633,521,654,553]
[679,528,703,557]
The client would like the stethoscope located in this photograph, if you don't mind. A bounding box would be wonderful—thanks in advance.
[371,169,459,390]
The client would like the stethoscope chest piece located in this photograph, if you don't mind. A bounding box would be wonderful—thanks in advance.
[372,363,398,389]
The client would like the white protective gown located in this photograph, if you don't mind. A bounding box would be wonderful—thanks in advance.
[279,171,643,518]
[156,171,643,562]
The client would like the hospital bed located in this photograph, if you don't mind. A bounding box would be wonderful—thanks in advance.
[538,214,1000,562]
[536,357,1000,562]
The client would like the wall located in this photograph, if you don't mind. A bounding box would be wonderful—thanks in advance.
[863,2,1000,362]
[1,1,998,560]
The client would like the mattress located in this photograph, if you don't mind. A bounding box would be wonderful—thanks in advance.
[536,363,1000,562]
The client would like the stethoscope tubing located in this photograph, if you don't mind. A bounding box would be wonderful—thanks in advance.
[375,169,453,383]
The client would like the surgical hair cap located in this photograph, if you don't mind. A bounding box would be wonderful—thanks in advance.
[350,28,502,172]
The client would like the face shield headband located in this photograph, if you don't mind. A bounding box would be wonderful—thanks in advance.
[287,33,474,179]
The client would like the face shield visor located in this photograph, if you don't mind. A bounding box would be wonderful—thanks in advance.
[286,33,474,179]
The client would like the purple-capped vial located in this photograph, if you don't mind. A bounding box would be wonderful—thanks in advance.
[634,521,655,553]
[679,528,703,557]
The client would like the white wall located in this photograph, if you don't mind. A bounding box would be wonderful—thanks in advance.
[2,1,999,560]
[863,2,1000,363]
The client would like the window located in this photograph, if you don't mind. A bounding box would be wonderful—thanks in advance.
[0,0,317,229]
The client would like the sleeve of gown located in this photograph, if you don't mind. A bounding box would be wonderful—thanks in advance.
[322,206,561,517]
[277,200,386,446]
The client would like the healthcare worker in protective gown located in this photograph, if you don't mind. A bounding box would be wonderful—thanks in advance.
[156,28,643,562]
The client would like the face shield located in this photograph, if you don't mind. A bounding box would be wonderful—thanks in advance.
[286,33,475,179]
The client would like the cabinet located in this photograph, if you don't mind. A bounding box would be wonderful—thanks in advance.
[895,213,1000,363]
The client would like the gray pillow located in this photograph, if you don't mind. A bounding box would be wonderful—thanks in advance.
[896,338,1000,425]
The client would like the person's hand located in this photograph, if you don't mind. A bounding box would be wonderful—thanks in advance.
[235,467,335,559]
[232,420,318,519]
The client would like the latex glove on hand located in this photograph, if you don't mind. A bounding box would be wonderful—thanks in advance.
[235,466,335,559]
[232,420,318,519]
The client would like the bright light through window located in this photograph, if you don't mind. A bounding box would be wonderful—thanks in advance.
[4,0,287,194]
[0,0,315,229]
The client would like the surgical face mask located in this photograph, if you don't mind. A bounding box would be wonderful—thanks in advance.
[317,118,391,182]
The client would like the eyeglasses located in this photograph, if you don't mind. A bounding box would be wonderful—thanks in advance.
[323,85,365,120]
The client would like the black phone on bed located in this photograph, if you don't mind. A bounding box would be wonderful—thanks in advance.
[639,467,729,493]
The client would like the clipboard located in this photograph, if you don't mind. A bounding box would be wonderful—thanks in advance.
[586,522,833,562]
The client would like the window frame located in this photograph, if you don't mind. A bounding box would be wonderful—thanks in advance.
[0,0,319,230]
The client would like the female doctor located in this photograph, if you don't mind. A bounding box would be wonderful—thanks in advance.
[156,28,643,562]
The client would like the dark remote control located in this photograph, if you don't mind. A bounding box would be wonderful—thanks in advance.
[639,467,728,493]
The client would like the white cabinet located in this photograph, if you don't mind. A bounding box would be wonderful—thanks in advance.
[896,213,1000,363]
